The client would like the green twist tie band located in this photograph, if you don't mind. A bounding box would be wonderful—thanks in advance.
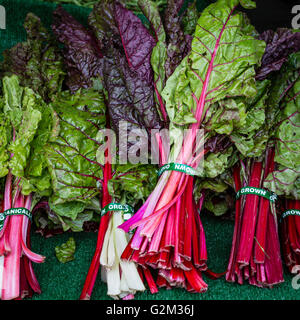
[0,208,32,232]
[101,203,134,221]
[157,163,196,177]
[236,187,277,202]
[281,209,300,220]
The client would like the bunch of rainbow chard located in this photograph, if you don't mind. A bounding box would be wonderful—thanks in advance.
[49,3,163,299]
[226,28,300,287]
[119,0,266,293]
[262,48,300,275]
[0,11,69,299]
[0,73,53,300]
[0,5,159,300]
[43,88,156,300]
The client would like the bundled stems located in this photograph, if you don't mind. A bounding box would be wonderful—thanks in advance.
[281,199,300,273]
[80,126,145,299]
[226,149,284,287]
[80,144,112,300]
[0,172,45,300]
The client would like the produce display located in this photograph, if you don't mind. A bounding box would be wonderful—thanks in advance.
[0,0,299,300]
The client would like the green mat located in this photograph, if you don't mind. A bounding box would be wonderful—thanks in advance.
[0,0,299,300]
[30,214,300,300]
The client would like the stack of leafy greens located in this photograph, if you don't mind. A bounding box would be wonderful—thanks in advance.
[224,28,300,286]
[0,11,66,298]
[119,0,268,292]
[0,2,161,300]
[0,0,299,301]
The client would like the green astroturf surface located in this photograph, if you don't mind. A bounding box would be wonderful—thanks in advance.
[0,0,299,300]
[29,213,300,300]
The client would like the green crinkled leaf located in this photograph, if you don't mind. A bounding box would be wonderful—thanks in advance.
[55,237,76,263]
[1,13,65,102]
[138,0,166,43]
[203,98,247,135]
[2,75,56,195]
[8,90,42,178]
[202,147,234,178]
[27,103,60,179]
[45,89,106,204]
[204,195,229,216]
[107,164,157,205]
[274,82,300,170]
[125,0,167,16]
[1,76,55,196]
[21,172,52,196]
[48,201,94,232]
[162,0,265,128]
[239,0,256,9]
[49,201,87,221]
[264,166,300,200]
[229,79,271,158]
[264,52,300,199]
[2,75,24,127]
[59,211,94,232]
[0,113,10,178]
[197,179,229,193]
[182,2,199,35]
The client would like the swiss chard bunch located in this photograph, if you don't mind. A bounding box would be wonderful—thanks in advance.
[50,2,163,299]
[263,51,300,274]
[120,0,266,293]
[0,74,60,300]
[226,29,300,287]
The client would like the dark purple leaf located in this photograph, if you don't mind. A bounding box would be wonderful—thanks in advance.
[103,46,162,158]
[52,6,103,92]
[256,28,300,81]
[89,1,162,153]
[114,2,156,84]
[163,0,191,78]
[205,134,233,154]
[88,1,119,48]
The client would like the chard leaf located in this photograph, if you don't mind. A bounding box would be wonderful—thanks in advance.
[88,0,118,45]
[55,237,76,263]
[2,75,55,194]
[125,0,167,15]
[275,94,300,170]
[162,0,265,129]
[182,2,199,36]
[204,134,232,154]
[89,1,162,156]
[264,167,300,200]
[263,53,300,199]
[114,2,156,84]
[1,13,65,102]
[203,98,247,135]
[164,0,191,78]
[50,201,87,221]
[138,0,168,122]
[196,178,229,193]
[229,79,271,158]
[103,47,161,159]
[256,28,300,81]
[138,0,166,43]
[8,100,42,178]
[107,164,157,205]
[0,112,10,178]
[204,193,230,216]
[45,89,106,205]
[202,147,233,178]
[52,6,103,92]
